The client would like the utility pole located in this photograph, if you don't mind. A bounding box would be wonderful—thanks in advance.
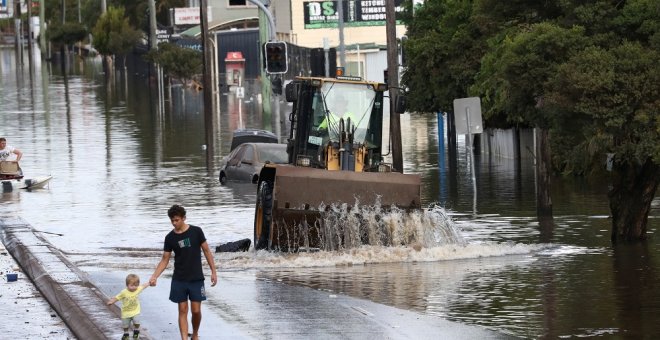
[27,0,33,57]
[249,0,278,132]
[257,7,272,127]
[148,0,157,50]
[337,0,345,68]
[385,0,403,173]
[39,0,46,55]
[148,0,165,121]
[200,0,216,165]
[14,0,22,63]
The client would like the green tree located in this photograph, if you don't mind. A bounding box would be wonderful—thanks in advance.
[92,6,142,64]
[401,0,561,115]
[544,42,660,241]
[144,42,202,86]
[474,23,589,127]
[48,22,88,46]
[402,0,660,241]
[111,0,185,31]
[400,0,483,113]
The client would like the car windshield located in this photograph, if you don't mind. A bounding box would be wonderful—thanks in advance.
[257,145,288,164]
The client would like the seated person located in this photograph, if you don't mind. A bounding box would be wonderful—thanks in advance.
[0,137,22,162]
[318,98,357,131]
[0,137,23,178]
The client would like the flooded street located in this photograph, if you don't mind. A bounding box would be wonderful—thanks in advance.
[1,48,659,339]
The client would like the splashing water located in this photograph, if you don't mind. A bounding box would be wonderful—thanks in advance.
[273,200,466,252]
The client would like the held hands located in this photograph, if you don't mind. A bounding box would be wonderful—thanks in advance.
[149,277,157,286]
[211,273,217,287]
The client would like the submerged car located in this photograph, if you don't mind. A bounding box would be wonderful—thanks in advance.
[219,142,288,184]
[229,129,278,151]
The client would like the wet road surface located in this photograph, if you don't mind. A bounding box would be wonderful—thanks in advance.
[2,214,512,339]
[88,267,513,340]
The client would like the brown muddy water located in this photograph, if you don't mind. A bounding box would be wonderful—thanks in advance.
[1,49,659,339]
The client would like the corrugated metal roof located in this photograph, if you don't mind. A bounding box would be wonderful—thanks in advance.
[179,17,259,38]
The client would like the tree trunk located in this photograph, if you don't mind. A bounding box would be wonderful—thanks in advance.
[536,128,553,217]
[104,55,114,99]
[59,45,67,73]
[609,157,660,243]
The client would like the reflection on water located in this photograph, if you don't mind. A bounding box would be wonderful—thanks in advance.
[1,49,659,338]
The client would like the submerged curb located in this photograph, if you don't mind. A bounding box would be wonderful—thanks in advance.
[0,216,152,340]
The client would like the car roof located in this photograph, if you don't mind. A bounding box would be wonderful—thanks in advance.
[230,129,278,150]
[235,142,286,149]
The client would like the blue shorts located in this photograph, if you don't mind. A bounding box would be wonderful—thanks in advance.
[169,279,207,303]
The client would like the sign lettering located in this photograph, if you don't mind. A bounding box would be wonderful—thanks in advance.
[303,0,404,29]
[174,7,213,25]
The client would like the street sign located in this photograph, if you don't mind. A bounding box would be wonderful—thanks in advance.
[453,97,483,135]
[236,87,245,99]
[174,7,213,25]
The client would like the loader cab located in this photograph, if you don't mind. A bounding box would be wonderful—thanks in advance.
[285,77,386,171]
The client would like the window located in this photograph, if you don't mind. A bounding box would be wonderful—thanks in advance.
[229,0,247,6]
[345,61,364,78]
[242,145,255,163]
[228,147,245,166]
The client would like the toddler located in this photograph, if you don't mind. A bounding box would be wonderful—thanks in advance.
[107,273,150,339]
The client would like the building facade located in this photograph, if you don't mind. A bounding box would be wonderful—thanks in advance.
[182,0,406,81]
[272,0,405,48]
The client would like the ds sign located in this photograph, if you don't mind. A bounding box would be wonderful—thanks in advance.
[303,0,404,29]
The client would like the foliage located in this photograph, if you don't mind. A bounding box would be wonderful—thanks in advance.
[403,0,660,239]
[402,0,660,174]
[48,22,88,45]
[81,0,104,32]
[400,0,484,113]
[43,1,184,45]
[155,0,186,28]
[473,23,589,128]
[544,42,660,174]
[43,0,97,27]
[111,0,149,31]
[143,42,202,83]
[110,0,185,31]
[92,6,142,57]
[400,0,562,114]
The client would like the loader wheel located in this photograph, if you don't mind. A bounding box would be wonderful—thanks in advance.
[254,181,273,250]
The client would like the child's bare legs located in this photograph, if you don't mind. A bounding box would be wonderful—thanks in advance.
[132,322,141,338]
[191,301,202,339]
[121,318,131,339]
[178,301,189,340]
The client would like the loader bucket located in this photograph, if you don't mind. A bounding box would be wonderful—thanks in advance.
[254,165,421,251]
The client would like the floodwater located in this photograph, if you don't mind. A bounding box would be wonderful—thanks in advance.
[1,48,660,339]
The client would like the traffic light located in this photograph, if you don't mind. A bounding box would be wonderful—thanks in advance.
[264,41,288,74]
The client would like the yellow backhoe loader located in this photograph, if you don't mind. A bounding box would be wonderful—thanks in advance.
[254,75,421,251]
